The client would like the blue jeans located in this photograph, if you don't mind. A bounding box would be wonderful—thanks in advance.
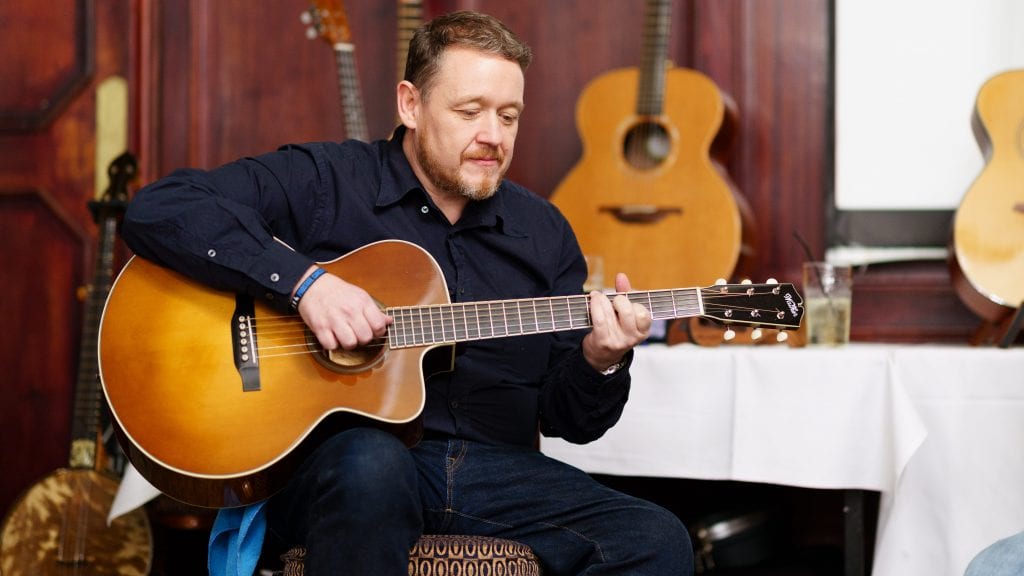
[964,530,1024,576]
[265,427,694,575]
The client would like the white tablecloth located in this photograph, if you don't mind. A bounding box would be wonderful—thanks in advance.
[540,343,1024,576]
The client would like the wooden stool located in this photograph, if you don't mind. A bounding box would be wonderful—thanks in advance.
[277,534,542,575]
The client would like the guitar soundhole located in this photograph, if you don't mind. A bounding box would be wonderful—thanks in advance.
[624,121,671,170]
[307,334,388,374]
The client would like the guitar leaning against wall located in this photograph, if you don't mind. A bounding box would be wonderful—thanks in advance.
[949,68,1024,337]
[0,153,152,576]
[551,0,751,291]
[303,0,368,141]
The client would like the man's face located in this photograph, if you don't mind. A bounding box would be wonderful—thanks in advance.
[407,47,525,201]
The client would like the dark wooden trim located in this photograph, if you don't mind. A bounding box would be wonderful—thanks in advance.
[834,210,953,247]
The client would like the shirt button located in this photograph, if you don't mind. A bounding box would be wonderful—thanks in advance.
[420,206,429,214]
[265,293,275,301]
[270,273,280,282]
[207,249,216,258]
[449,401,459,409]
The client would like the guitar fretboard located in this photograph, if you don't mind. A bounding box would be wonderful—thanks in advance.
[637,0,672,116]
[335,44,368,141]
[386,288,702,348]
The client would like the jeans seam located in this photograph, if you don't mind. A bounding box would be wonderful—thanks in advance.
[540,521,607,563]
[444,440,467,513]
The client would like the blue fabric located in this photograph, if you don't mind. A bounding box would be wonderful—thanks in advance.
[965,530,1024,576]
[208,502,267,576]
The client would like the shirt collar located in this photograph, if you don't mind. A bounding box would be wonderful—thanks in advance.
[376,126,526,238]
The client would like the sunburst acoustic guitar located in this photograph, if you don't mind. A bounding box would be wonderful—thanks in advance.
[551,0,751,291]
[98,240,803,508]
[0,153,152,576]
[950,68,1024,336]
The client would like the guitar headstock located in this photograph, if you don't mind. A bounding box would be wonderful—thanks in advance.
[669,317,795,347]
[301,0,351,45]
[88,151,136,222]
[699,280,804,330]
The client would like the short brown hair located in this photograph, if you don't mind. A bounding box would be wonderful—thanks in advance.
[404,11,532,97]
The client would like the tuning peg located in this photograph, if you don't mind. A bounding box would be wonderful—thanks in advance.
[723,328,736,341]
[766,278,778,284]
[740,278,752,285]
[715,278,727,286]
[751,328,763,341]
[300,10,313,24]
[776,331,789,343]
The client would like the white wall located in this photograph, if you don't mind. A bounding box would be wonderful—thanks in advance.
[835,0,1024,210]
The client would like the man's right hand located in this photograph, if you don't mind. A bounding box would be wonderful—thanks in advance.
[293,267,392,350]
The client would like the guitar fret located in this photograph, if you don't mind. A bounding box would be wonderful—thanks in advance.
[401,307,413,342]
[462,304,471,340]
[389,308,401,347]
[437,305,447,343]
[515,302,524,335]
[469,303,481,340]
[561,298,573,330]
[523,300,538,334]
[500,302,510,336]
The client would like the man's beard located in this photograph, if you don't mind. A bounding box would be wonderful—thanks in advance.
[416,133,505,201]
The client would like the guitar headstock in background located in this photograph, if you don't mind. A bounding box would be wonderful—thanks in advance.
[300,0,368,141]
[301,0,351,46]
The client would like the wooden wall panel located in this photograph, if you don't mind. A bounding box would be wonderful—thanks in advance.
[689,0,831,285]
[0,191,87,511]
[0,0,131,521]
[0,0,94,130]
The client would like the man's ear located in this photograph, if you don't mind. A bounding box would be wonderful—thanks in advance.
[396,81,419,129]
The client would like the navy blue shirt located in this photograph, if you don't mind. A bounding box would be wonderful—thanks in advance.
[121,126,632,448]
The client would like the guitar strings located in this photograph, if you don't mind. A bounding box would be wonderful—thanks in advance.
[58,472,94,570]
[242,288,787,361]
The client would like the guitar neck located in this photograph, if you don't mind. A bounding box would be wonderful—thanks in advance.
[396,0,422,85]
[385,283,801,348]
[637,0,672,116]
[70,206,123,469]
[334,44,368,141]
[386,289,694,348]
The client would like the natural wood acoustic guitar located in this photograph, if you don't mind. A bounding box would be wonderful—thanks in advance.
[98,240,803,508]
[0,153,152,576]
[551,0,748,290]
[304,0,368,141]
[396,0,422,86]
[950,68,1024,326]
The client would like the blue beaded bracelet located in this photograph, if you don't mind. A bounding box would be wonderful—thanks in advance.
[291,267,326,310]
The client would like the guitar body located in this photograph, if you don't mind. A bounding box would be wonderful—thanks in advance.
[950,69,1024,322]
[99,239,802,507]
[0,469,151,576]
[99,241,449,507]
[552,66,743,289]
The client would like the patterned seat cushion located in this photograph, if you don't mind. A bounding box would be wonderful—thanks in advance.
[278,534,542,575]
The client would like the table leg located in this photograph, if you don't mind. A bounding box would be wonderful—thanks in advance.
[844,489,865,576]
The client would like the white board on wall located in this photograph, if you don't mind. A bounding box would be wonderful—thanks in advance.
[835,0,1024,211]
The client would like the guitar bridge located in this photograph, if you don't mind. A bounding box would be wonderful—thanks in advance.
[232,295,260,391]
[599,204,683,224]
